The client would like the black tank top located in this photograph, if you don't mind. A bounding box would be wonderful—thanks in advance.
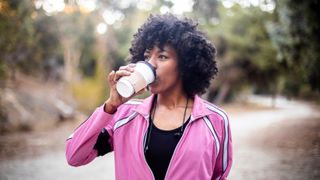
[144,118,190,180]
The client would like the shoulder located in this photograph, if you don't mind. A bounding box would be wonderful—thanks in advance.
[113,98,144,117]
[199,100,231,144]
[117,99,144,109]
[110,99,145,130]
[205,101,229,120]
[124,99,144,105]
[198,98,229,128]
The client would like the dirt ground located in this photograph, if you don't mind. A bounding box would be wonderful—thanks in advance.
[226,97,320,180]
[247,117,320,179]
[0,97,319,180]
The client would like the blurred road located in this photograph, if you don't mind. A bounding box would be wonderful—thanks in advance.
[0,96,319,180]
[0,118,116,180]
[229,96,320,180]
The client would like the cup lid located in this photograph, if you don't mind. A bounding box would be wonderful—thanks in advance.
[116,79,134,98]
[135,61,156,83]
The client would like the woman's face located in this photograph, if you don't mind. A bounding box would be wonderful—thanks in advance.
[144,45,182,95]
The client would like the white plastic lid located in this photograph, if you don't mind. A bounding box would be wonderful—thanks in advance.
[135,61,156,84]
[116,79,134,98]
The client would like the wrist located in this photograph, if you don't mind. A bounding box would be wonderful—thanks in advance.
[104,100,118,114]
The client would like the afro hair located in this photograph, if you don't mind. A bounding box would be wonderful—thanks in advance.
[129,13,218,97]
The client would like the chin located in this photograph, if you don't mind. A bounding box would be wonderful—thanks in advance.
[148,88,157,94]
[148,85,159,94]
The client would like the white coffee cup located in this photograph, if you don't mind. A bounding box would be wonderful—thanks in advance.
[116,61,156,98]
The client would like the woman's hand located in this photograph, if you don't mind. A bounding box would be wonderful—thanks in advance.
[104,64,137,114]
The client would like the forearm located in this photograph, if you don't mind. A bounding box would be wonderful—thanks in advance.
[66,104,114,166]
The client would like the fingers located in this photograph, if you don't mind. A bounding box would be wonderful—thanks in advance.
[108,64,136,85]
[114,69,130,81]
[127,63,136,68]
[112,64,136,82]
[119,64,135,72]
[108,70,116,85]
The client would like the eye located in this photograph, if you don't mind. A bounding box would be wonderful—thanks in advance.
[144,55,150,61]
[159,55,168,60]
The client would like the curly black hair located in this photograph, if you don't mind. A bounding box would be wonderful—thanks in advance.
[129,13,217,97]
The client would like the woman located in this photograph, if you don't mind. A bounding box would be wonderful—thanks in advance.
[66,13,232,180]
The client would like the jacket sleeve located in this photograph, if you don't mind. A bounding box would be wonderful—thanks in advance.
[212,115,233,180]
[65,104,114,167]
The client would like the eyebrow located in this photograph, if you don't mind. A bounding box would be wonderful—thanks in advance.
[144,48,167,54]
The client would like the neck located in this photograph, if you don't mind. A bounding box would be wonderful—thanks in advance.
[156,88,190,110]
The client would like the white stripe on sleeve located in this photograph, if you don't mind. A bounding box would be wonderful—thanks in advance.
[206,104,230,172]
[114,112,138,131]
[203,116,220,157]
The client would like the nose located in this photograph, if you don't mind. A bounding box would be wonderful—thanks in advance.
[147,57,157,69]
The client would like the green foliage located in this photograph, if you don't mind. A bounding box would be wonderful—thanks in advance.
[0,0,62,78]
[78,15,96,77]
[199,3,281,101]
[72,59,108,113]
[0,0,34,77]
[2,0,319,106]
[268,0,320,97]
[192,0,219,23]
[0,60,8,79]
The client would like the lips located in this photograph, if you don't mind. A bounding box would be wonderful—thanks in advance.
[149,77,159,86]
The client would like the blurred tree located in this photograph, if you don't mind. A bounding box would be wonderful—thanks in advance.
[193,0,219,24]
[198,4,280,103]
[0,0,62,80]
[55,9,82,82]
[98,1,152,70]
[267,0,320,98]
[78,14,96,77]
[2,0,318,108]
[0,0,36,79]
[33,11,63,81]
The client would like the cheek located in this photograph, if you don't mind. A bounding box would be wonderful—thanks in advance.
[158,63,178,76]
[160,69,180,84]
[155,61,180,85]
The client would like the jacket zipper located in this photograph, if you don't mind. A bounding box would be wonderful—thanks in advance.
[164,120,192,179]
[142,116,156,180]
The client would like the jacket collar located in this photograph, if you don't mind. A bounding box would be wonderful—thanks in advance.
[191,95,214,121]
[132,94,155,119]
[133,94,214,121]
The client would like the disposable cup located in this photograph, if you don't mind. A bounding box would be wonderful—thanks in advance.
[116,61,156,98]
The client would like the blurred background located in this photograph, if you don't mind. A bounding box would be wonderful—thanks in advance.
[0,0,319,179]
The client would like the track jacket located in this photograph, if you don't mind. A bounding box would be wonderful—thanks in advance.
[66,94,232,180]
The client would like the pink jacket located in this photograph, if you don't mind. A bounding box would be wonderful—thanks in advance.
[66,95,232,180]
